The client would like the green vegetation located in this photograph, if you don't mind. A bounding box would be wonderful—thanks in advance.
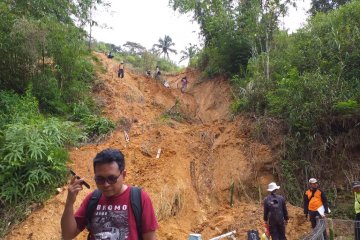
[233,2,360,207]
[94,40,182,73]
[180,43,199,66]
[153,35,178,59]
[0,0,114,237]
[171,0,360,215]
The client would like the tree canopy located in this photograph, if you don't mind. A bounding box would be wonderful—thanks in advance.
[153,35,178,59]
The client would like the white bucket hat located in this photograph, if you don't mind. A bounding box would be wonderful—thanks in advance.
[352,181,360,188]
[309,178,318,184]
[267,182,280,192]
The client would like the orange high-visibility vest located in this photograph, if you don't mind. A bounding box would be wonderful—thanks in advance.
[306,189,323,211]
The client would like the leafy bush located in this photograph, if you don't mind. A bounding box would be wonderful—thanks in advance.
[0,91,84,204]
[31,72,69,114]
[71,102,115,139]
[333,100,359,115]
[72,102,93,121]
[0,118,83,204]
[156,58,181,73]
[0,90,39,127]
[82,115,115,138]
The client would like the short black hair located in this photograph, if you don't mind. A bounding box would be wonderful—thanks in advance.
[93,148,125,172]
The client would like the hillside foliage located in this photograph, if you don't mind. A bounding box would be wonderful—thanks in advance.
[0,0,114,237]
[171,0,360,215]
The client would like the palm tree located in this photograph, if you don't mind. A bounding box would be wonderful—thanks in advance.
[153,35,177,59]
[179,43,198,64]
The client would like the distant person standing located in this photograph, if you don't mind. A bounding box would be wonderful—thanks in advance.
[155,66,161,80]
[180,76,188,93]
[118,61,124,78]
[353,181,360,239]
[263,182,289,240]
[304,178,329,239]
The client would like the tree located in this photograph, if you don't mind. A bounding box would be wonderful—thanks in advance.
[153,35,178,59]
[123,41,146,55]
[309,0,351,15]
[179,43,199,64]
[77,0,111,50]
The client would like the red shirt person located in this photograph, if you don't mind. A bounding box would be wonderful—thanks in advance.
[61,148,158,240]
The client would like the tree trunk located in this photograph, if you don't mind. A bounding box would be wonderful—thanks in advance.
[265,30,270,81]
[88,5,92,50]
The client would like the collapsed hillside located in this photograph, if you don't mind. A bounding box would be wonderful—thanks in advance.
[5,53,311,240]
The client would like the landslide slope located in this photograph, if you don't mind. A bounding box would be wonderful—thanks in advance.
[6,53,309,240]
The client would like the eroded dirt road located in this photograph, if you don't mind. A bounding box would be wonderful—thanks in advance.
[6,53,310,240]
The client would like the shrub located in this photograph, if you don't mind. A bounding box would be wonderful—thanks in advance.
[333,100,359,115]
[82,115,115,139]
[0,90,39,127]
[0,118,83,204]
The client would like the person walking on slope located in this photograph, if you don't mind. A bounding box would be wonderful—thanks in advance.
[61,148,158,240]
[353,181,360,239]
[180,76,188,93]
[155,66,161,80]
[263,182,289,240]
[304,178,329,239]
[118,61,125,78]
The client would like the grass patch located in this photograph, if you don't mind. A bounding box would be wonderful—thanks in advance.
[155,186,183,221]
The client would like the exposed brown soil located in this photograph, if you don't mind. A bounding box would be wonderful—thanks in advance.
[5,53,311,240]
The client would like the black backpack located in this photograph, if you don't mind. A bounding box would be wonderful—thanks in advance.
[267,196,284,224]
[247,230,260,240]
[85,186,143,240]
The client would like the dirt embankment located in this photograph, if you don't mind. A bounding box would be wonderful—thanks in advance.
[6,53,310,240]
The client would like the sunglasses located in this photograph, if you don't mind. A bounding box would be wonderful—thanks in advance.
[94,173,122,185]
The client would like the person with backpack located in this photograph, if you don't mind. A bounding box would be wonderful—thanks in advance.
[61,148,158,240]
[353,181,360,239]
[247,229,260,240]
[304,178,329,239]
[263,182,289,240]
[118,61,125,78]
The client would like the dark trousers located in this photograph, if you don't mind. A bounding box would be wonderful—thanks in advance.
[309,210,327,239]
[355,213,360,240]
[118,69,124,78]
[269,222,286,240]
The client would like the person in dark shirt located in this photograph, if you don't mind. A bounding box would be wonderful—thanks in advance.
[263,182,289,240]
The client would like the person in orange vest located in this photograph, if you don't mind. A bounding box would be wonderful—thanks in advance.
[304,178,329,239]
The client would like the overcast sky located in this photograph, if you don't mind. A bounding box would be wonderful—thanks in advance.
[91,0,311,66]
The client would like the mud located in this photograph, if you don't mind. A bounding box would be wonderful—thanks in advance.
[5,53,311,240]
